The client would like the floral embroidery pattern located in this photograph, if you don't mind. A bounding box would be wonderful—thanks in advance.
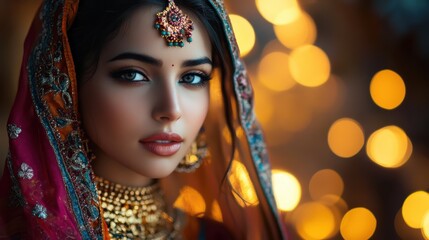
[7,124,22,139]
[27,0,101,237]
[18,163,34,179]
[32,204,48,219]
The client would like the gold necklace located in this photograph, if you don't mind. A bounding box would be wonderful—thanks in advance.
[94,176,184,239]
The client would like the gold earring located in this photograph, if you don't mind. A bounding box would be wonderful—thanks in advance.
[176,129,208,173]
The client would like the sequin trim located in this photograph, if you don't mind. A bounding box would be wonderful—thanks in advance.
[18,163,34,179]
[7,124,22,139]
[33,204,48,219]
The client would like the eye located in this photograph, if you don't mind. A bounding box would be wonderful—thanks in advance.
[179,72,211,87]
[110,69,148,82]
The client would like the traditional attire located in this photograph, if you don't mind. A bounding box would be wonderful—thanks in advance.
[0,0,286,239]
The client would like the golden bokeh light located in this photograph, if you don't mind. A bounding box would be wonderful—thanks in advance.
[366,125,413,168]
[309,169,344,202]
[340,208,377,240]
[320,195,349,218]
[222,126,232,145]
[235,127,245,139]
[274,12,317,49]
[253,88,275,125]
[174,186,206,216]
[252,78,311,144]
[257,83,313,133]
[302,74,342,113]
[261,39,288,56]
[292,202,337,239]
[228,160,259,207]
[395,208,424,240]
[255,0,301,25]
[247,66,273,125]
[229,14,256,57]
[211,200,223,222]
[257,51,296,91]
[402,191,429,229]
[422,211,429,239]
[272,169,301,211]
[370,69,406,110]
[328,118,365,158]
[289,45,331,87]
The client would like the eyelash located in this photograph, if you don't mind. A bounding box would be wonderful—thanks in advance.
[110,69,148,83]
[179,71,212,88]
[110,69,212,88]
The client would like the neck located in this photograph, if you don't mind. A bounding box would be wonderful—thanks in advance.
[91,151,152,187]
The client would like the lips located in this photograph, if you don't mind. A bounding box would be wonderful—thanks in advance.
[140,133,183,156]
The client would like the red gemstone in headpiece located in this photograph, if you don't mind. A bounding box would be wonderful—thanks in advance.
[154,0,194,47]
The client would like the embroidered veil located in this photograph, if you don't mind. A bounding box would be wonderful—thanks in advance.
[0,0,286,239]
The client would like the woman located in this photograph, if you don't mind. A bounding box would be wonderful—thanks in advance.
[0,0,286,239]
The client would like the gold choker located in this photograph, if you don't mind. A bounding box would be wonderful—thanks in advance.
[94,176,184,239]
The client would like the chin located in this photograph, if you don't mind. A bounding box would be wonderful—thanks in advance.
[138,162,179,179]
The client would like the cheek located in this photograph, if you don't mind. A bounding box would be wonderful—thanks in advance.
[182,88,210,130]
[80,82,146,142]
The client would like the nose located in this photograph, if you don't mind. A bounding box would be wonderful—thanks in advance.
[151,82,182,123]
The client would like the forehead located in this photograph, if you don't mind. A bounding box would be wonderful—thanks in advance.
[101,5,212,62]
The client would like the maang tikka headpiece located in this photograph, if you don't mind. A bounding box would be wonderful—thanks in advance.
[154,0,194,47]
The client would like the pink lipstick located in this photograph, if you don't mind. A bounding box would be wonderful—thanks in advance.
[140,133,183,156]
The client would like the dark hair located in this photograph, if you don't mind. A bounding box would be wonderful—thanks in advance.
[68,0,228,81]
[68,0,237,188]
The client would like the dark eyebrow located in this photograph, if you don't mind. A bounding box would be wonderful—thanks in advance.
[182,57,213,67]
[108,52,162,66]
[108,52,212,68]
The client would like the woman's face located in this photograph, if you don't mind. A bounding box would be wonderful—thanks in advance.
[79,6,212,186]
